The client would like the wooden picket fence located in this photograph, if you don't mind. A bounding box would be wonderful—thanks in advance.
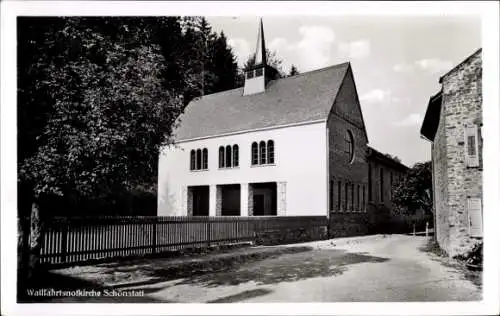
[39,216,327,266]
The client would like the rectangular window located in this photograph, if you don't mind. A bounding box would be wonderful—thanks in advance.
[380,168,384,203]
[465,125,480,167]
[467,197,483,237]
[337,180,342,210]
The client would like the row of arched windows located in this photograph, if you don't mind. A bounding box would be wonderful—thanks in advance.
[329,179,366,212]
[251,140,274,165]
[190,148,208,171]
[219,145,239,168]
[189,140,275,171]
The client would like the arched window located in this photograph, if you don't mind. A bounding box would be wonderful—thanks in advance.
[267,140,274,164]
[202,148,208,169]
[344,182,349,211]
[351,183,354,212]
[357,185,360,212]
[259,141,266,164]
[337,180,341,210]
[251,142,258,165]
[190,150,196,170]
[219,146,225,168]
[233,145,239,167]
[344,130,355,163]
[196,149,202,170]
[225,145,232,167]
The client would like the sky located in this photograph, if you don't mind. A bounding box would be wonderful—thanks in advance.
[206,16,481,167]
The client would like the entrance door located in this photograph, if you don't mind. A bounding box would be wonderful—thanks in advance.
[192,186,209,216]
[254,194,265,216]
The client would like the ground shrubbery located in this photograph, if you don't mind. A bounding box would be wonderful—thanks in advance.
[464,242,483,269]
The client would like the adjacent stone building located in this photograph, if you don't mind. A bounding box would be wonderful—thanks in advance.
[420,48,483,257]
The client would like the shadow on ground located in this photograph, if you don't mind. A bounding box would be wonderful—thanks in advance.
[40,245,389,300]
[418,238,482,290]
[169,249,388,288]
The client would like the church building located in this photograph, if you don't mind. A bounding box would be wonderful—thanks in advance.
[158,20,402,218]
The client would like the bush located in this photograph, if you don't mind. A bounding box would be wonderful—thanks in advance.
[465,242,483,268]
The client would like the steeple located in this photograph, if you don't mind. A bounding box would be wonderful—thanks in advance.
[243,18,278,96]
[254,18,266,66]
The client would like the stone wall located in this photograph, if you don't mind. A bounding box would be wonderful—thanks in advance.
[277,182,286,216]
[437,49,483,257]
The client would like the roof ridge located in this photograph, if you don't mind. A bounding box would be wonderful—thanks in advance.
[194,61,351,101]
[280,61,350,81]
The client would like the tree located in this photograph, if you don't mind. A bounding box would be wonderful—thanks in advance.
[178,17,239,101]
[392,161,433,216]
[242,49,286,78]
[17,16,188,281]
[289,64,300,77]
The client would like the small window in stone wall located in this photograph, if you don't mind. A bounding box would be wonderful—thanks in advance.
[465,125,480,167]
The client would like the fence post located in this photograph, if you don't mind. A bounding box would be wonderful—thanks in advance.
[425,221,429,237]
[61,222,68,263]
[152,221,157,254]
[413,223,416,236]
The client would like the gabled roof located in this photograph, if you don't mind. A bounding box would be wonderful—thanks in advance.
[420,48,481,142]
[174,62,351,141]
[439,48,482,83]
[420,91,442,142]
[367,146,408,171]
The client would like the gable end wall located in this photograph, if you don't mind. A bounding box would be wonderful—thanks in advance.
[437,51,482,257]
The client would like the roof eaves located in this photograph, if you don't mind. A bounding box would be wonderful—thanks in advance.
[420,91,442,141]
[175,118,327,143]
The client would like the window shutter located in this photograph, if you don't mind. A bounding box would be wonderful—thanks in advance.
[464,125,479,167]
[467,197,483,237]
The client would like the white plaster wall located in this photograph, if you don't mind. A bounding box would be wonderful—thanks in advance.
[158,122,328,217]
